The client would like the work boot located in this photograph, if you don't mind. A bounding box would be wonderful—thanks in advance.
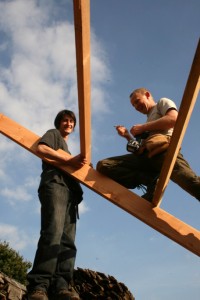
[56,287,80,300]
[141,176,159,202]
[27,290,48,300]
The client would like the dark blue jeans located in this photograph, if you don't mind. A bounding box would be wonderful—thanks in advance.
[27,181,77,293]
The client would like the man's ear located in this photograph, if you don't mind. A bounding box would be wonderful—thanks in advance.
[145,91,150,99]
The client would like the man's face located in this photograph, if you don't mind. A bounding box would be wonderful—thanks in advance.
[130,92,150,114]
[59,114,75,137]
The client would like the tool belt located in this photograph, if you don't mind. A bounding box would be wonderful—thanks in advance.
[138,134,171,158]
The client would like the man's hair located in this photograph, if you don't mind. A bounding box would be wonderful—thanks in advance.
[129,87,148,99]
[54,109,76,129]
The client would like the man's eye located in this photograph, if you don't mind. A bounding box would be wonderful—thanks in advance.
[134,100,139,105]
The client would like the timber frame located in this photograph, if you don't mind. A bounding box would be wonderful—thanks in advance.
[0,0,200,256]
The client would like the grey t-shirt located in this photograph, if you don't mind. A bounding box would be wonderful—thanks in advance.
[38,129,83,201]
[147,97,177,136]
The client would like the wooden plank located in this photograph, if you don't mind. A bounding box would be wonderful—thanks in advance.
[73,0,91,163]
[0,114,200,256]
[153,39,200,206]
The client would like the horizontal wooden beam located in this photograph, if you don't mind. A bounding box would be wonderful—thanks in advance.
[0,114,200,256]
[153,39,200,206]
[73,0,91,163]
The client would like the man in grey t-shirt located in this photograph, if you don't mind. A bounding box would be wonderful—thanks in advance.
[97,88,200,202]
[27,110,87,300]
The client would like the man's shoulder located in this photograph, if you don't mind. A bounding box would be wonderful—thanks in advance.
[158,97,176,105]
[40,128,60,139]
[39,128,62,147]
[45,128,59,134]
[157,97,177,111]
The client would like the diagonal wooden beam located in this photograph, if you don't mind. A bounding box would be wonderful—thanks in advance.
[153,39,200,206]
[1,114,200,256]
[73,0,91,163]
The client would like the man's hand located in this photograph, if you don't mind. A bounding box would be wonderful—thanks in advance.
[67,154,87,168]
[130,124,145,137]
[114,125,132,141]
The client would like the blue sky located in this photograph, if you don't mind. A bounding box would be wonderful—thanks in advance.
[0,0,200,299]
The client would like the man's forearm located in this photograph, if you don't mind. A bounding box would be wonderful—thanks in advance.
[37,144,71,163]
[144,115,176,132]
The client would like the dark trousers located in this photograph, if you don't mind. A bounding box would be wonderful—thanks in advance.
[27,181,77,293]
[97,151,200,201]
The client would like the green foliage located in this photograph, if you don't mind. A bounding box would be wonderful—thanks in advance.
[0,241,32,285]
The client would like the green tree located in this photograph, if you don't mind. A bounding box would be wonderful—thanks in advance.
[0,241,32,285]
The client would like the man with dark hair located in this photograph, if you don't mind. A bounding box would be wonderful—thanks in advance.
[97,88,200,202]
[27,110,87,300]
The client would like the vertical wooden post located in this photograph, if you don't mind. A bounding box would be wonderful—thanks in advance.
[73,0,91,163]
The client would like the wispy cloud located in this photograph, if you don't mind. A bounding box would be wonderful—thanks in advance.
[0,223,36,251]
[0,0,111,134]
[1,186,32,203]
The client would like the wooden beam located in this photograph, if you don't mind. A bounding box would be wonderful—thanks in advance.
[153,39,200,206]
[73,0,91,163]
[1,114,200,256]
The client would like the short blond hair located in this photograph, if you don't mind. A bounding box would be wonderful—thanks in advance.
[129,87,149,99]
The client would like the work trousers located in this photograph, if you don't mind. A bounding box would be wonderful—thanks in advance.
[27,181,77,293]
[97,151,200,201]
